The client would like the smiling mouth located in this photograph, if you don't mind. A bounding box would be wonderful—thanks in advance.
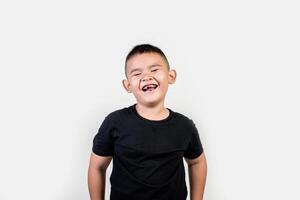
[142,84,158,92]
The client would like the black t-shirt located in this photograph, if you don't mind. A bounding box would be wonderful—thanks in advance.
[92,103,204,200]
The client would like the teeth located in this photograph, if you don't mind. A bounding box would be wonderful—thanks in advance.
[142,84,158,91]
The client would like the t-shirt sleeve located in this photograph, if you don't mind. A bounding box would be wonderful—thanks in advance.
[92,114,116,157]
[183,119,204,159]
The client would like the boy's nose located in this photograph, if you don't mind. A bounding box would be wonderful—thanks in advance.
[141,76,153,82]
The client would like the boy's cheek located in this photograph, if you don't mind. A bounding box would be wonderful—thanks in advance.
[130,80,139,87]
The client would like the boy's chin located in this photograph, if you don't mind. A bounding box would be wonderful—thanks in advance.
[136,95,166,106]
[137,101,164,108]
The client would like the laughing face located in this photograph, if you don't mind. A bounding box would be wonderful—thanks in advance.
[122,52,176,107]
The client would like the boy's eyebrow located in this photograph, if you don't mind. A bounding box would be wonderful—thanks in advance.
[129,64,161,75]
[129,68,141,75]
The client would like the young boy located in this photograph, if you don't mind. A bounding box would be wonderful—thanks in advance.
[88,44,207,200]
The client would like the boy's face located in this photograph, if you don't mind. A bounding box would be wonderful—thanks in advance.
[122,52,176,107]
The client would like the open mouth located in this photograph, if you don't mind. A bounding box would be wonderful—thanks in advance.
[141,84,159,92]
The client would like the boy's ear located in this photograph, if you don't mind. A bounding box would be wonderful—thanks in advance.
[168,69,177,84]
[122,79,132,93]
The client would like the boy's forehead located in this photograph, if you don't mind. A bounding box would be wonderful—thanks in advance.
[126,52,168,70]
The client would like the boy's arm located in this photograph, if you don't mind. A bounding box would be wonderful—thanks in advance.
[184,152,207,200]
[88,152,112,200]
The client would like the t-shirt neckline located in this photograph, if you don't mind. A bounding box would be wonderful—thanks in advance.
[131,103,174,124]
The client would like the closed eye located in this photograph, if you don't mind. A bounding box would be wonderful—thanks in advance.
[151,69,158,72]
[133,73,141,76]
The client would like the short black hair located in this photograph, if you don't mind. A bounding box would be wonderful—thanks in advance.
[125,44,170,78]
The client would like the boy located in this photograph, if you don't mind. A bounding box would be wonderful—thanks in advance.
[88,44,207,200]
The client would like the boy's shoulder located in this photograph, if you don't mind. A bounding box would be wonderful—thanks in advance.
[102,106,128,120]
[173,110,193,121]
[172,109,197,127]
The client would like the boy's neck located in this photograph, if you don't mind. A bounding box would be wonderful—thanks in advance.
[135,101,169,121]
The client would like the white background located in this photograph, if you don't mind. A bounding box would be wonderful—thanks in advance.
[0,0,299,199]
